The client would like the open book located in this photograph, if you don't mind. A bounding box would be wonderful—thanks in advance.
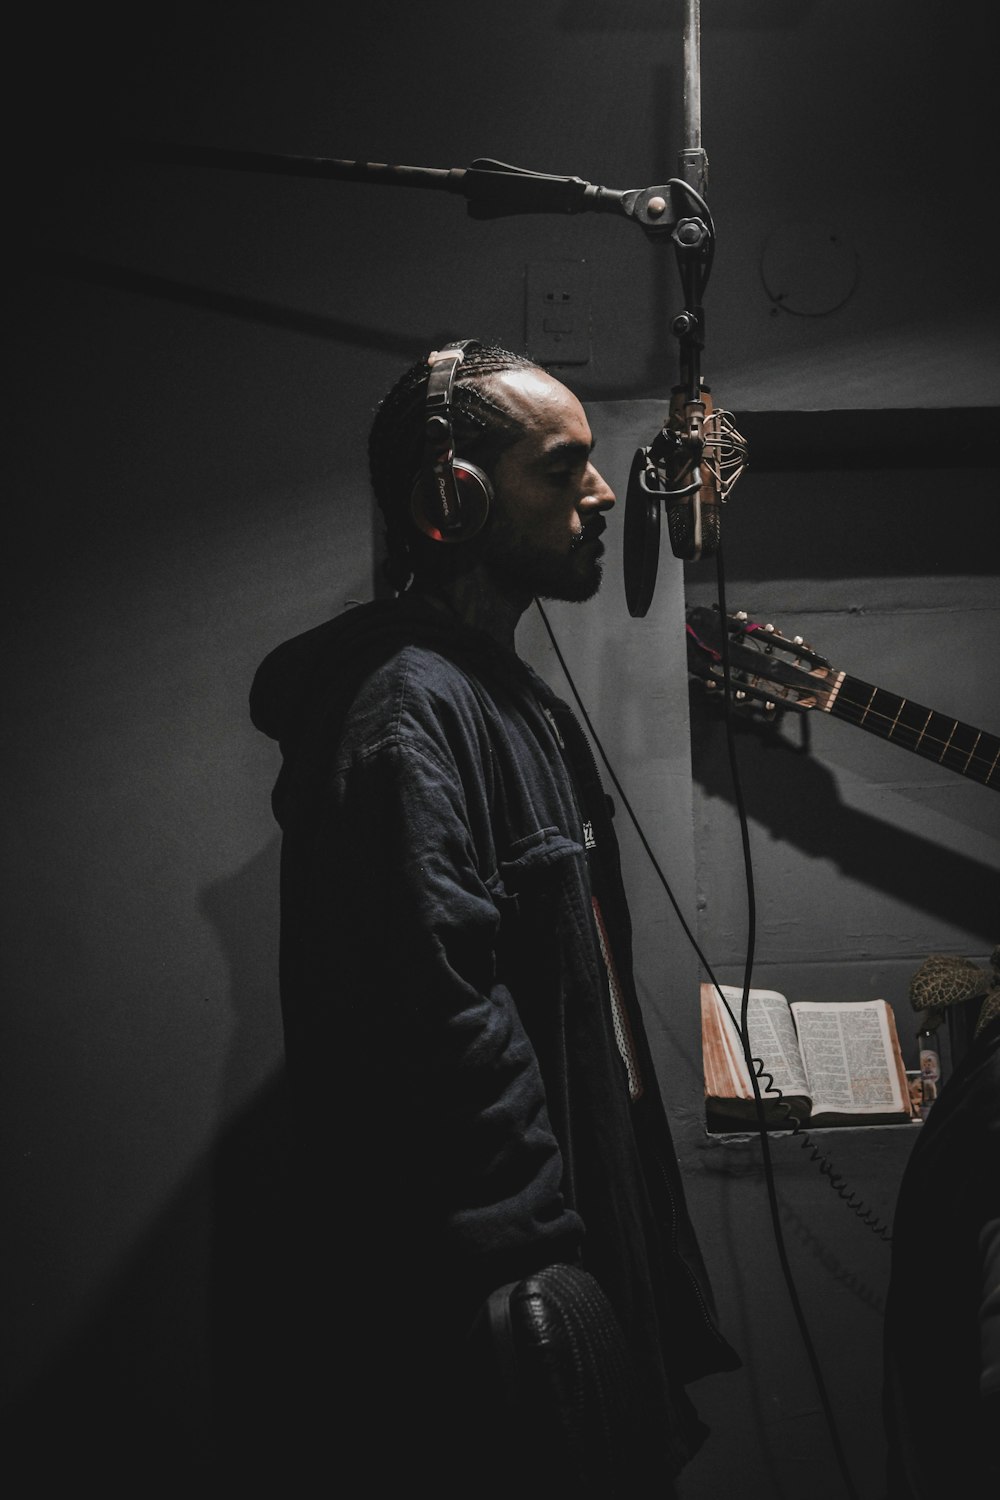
[701,984,916,1131]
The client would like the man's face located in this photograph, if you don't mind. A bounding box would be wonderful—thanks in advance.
[479,368,616,603]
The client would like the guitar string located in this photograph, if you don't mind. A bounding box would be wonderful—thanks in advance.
[713,642,999,778]
[697,616,998,778]
[818,688,998,779]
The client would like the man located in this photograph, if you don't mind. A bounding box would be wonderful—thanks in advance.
[249,341,738,1493]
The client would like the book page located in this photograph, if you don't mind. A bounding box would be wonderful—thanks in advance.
[790,999,907,1116]
[711,985,810,1101]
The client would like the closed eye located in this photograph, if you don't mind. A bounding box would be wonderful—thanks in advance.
[537,439,596,483]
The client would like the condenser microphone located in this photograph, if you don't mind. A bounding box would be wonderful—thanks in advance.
[623,383,747,617]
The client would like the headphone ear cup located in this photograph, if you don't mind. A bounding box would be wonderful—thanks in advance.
[410,460,493,543]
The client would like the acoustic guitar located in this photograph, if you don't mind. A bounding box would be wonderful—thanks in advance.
[685,606,1000,791]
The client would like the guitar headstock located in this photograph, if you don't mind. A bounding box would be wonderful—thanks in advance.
[686,606,840,717]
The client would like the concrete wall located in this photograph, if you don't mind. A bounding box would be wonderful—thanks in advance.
[4,3,998,1494]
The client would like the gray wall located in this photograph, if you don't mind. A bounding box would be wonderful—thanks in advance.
[4,3,998,1495]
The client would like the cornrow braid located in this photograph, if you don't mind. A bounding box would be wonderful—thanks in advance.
[368,341,543,594]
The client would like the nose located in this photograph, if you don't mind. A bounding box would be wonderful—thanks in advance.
[581,461,616,513]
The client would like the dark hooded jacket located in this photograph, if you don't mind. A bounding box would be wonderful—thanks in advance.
[249,592,738,1490]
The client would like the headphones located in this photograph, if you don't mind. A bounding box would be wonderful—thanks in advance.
[410,339,493,543]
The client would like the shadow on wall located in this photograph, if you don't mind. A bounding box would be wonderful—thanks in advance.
[689,693,1000,947]
[4,841,304,1494]
[23,247,426,357]
[4,1078,301,1493]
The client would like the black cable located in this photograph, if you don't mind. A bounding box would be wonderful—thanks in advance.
[685,605,895,1242]
[535,578,864,1500]
[711,549,862,1500]
[534,600,712,975]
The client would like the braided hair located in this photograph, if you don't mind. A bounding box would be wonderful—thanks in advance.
[368,342,543,594]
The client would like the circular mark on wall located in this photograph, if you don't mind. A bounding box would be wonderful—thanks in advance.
[760,220,860,316]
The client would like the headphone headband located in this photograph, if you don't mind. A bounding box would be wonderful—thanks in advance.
[411,340,492,543]
[422,341,481,449]
[422,347,466,519]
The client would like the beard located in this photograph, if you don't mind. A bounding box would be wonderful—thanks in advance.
[482,529,605,604]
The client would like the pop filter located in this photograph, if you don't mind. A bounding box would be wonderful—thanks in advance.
[623,447,662,619]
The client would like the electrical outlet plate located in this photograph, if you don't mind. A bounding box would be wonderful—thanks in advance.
[525,259,591,365]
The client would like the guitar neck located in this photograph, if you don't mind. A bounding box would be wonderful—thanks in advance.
[824,673,1000,789]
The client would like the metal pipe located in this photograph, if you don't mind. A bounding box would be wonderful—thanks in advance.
[679,0,708,196]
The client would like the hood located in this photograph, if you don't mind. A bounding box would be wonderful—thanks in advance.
[250,596,433,746]
[249,594,530,825]
[249,602,379,746]
[250,594,522,743]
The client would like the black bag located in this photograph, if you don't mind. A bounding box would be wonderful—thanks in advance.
[470,1263,641,1495]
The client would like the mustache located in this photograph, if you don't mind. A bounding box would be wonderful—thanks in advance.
[572,518,607,549]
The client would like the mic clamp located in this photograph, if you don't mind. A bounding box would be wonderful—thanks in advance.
[623,384,748,616]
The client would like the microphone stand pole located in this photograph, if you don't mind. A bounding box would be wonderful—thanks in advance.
[680,0,708,198]
[622,0,740,609]
[675,0,709,407]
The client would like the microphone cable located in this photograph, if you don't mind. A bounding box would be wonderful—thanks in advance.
[684,594,895,1243]
[535,570,864,1500]
[709,547,861,1499]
